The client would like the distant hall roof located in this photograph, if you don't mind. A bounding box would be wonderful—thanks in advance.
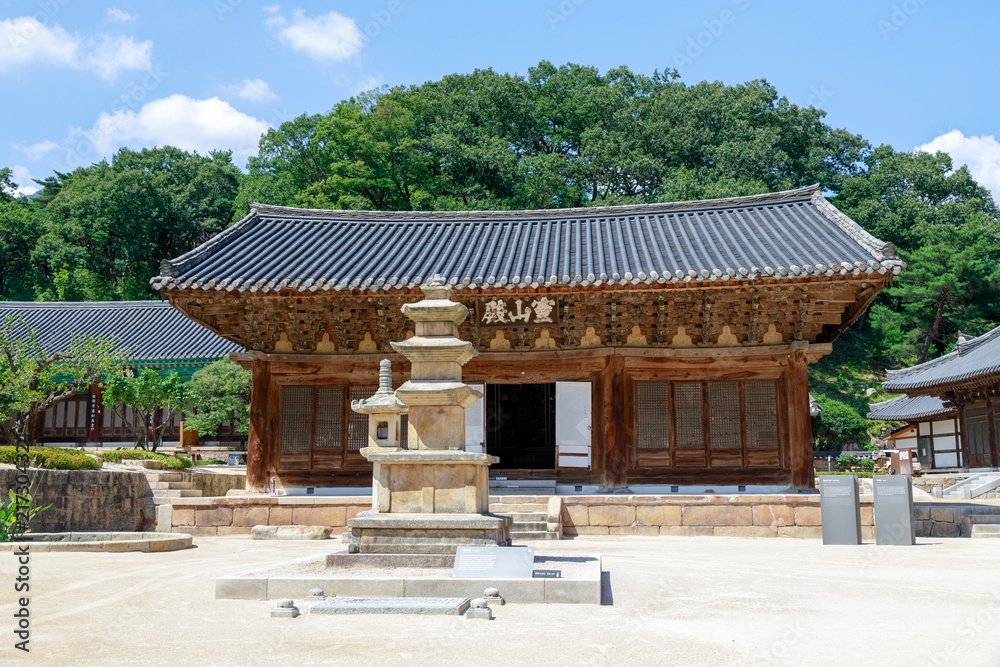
[866,395,956,422]
[0,301,243,361]
[883,325,1000,393]
[152,185,902,294]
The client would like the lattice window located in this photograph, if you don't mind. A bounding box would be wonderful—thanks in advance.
[673,383,704,448]
[744,381,778,448]
[347,387,376,450]
[314,387,344,448]
[707,382,741,449]
[280,386,312,452]
[400,414,409,449]
[635,382,670,449]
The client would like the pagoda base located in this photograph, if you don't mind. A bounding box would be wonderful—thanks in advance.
[346,511,512,555]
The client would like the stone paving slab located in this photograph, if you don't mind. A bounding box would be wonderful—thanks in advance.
[310,596,470,615]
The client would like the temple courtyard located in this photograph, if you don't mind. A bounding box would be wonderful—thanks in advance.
[2,534,998,666]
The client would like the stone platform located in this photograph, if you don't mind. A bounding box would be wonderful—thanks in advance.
[216,551,602,604]
[310,596,470,615]
[347,511,512,554]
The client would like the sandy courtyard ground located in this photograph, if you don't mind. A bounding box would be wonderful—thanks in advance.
[1,534,998,666]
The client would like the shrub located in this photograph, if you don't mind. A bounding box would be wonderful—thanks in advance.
[194,459,226,466]
[96,449,192,470]
[811,394,871,450]
[0,491,51,541]
[835,452,860,468]
[0,446,101,470]
[858,458,876,472]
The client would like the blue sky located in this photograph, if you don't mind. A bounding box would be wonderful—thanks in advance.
[2,1,999,198]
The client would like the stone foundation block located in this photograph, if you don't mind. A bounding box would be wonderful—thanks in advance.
[776,526,822,539]
[174,525,218,536]
[914,520,932,537]
[682,505,752,527]
[793,506,822,527]
[608,526,659,536]
[930,507,955,523]
[861,505,874,526]
[714,526,778,538]
[216,526,253,536]
[930,522,961,538]
[268,507,293,525]
[232,507,270,527]
[291,506,347,528]
[751,504,793,527]
[573,526,609,535]
[659,526,714,537]
[913,506,931,521]
[195,507,233,527]
[636,505,682,526]
[588,505,636,527]
[564,504,589,528]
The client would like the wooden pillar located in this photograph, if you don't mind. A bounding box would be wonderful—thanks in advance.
[247,358,275,492]
[601,354,628,489]
[987,394,999,469]
[957,403,971,470]
[786,346,814,489]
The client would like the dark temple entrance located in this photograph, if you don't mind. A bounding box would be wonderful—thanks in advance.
[486,383,556,469]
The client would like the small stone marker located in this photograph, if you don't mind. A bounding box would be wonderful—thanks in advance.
[310,597,471,615]
[452,546,534,579]
[121,459,163,470]
[873,475,916,545]
[532,569,562,578]
[482,586,504,606]
[271,598,299,618]
[305,588,328,601]
[466,598,492,620]
[820,475,862,545]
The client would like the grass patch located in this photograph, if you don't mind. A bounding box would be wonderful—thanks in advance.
[97,449,192,470]
[194,459,226,466]
[0,446,101,470]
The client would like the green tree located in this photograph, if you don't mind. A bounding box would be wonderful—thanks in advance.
[101,369,189,452]
[35,147,241,300]
[884,220,1000,363]
[185,359,251,438]
[0,200,44,299]
[811,394,870,451]
[0,315,127,447]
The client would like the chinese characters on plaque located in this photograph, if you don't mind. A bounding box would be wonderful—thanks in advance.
[476,296,559,327]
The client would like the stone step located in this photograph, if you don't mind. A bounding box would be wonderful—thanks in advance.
[152,489,202,498]
[963,514,1000,525]
[512,522,549,532]
[503,511,547,521]
[146,473,183,483]
[511,531,556,540]
[151,481,193,490]
[971,525,1000,537]
[490,504,547,513]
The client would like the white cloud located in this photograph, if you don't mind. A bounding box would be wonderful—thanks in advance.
[78,94,270,165]
[0,16,151,81]
[106,8,136,23]
[226,78,278,102]
[84,34,152,81]
[262,5,281,14]
[916,130,1000,201]
[13,139,60,161]
[268,10,363,61]
[9,165,40,197]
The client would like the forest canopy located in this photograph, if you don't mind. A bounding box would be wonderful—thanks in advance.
[3,61,998,442]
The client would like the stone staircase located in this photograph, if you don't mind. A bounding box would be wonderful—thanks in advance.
[144,472,202,531]
[489,496,563,541]
[961,507,1000,538]
[943,473,1000,500]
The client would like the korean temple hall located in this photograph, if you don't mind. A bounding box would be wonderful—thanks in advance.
[151,185,903,493]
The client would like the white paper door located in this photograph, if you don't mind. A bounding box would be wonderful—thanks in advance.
[556,381,592,468]
[465,384,485,453]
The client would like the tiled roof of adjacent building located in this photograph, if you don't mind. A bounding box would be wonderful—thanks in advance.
[882,325,1000,393]
[151,185,903,294]
[867,395,956,422]
[0,301,243,360]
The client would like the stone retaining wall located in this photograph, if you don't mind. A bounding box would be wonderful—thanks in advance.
[0,467,146,532]
[167,494,980,539]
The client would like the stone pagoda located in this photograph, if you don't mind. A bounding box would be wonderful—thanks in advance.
[346,276,511,554]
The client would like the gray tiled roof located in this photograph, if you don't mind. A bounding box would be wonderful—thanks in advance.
[151,185,903,294]
[0,301,243,360]
[867,395,955,422]
[883,325,1000,392]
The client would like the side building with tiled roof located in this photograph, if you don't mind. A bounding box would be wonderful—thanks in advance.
[870,325,1000,470]
[1,301,243,445]
[153,185,903,492]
